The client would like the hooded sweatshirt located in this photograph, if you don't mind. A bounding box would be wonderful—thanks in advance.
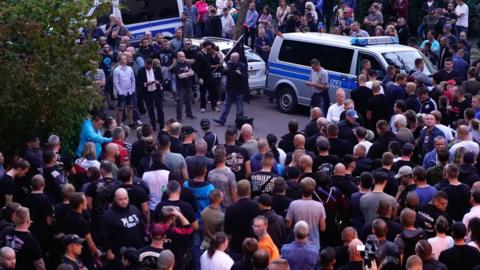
[99,203,146,253]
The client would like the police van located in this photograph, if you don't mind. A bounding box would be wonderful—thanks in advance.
[88,0,183,43]
[266,33,437,113]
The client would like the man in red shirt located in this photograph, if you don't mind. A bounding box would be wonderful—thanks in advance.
[109,127,130,166]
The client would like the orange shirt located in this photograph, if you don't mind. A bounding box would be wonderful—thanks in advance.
[258,234,280,262]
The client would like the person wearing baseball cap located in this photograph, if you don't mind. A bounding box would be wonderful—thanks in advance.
[200,118,218,153]
[338,109,360,149]
[61,234,87,270]
[138,223,167,269]
[120,247,141,270]
[395,166,416,208]
[181,125,197,157]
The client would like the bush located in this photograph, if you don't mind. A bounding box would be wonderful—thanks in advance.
[0,0,102,160]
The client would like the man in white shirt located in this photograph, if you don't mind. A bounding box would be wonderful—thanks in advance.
[449,125,480,159]
[113,54,136,126]
[431,111,454,143]
[454,0,469,36]
[326,89,346,123]
[365,70,385,94]
[463,190,480,228]
[221,7,235,38]
[142,150,170,211]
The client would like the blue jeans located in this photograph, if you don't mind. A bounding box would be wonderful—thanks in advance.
[192,230,202,270]
[219,93,244,124]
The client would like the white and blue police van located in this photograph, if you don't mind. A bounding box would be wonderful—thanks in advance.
[266,32,437,113]
[88,0,183,43]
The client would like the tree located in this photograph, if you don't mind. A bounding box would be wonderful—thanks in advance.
[0,0,102,160]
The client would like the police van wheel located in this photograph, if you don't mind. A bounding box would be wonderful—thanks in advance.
[276,87,297,114]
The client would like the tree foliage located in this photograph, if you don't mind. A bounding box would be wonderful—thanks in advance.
[0,0,102,160]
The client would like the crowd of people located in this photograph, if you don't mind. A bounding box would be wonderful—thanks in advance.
[3,0,480,270]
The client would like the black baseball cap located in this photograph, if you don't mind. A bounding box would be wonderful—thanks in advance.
[200,118,210,129]
[182,125,197,136]
[258,194,272,207]
[63,234,85,247]
[120,247,139,263]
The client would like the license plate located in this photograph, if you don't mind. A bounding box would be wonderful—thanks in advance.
[248,71,257,76]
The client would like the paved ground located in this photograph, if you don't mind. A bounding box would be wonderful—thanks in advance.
[128,92,311,144]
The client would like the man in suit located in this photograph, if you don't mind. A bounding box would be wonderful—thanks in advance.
[137,58,165,131]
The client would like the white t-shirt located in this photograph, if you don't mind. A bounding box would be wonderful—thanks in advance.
[463,205,480,228]
[326,103,344,123]
[221,15,235,35]
[365,80,385,94]
[428,236,454,260]
[142,169,170,210]
[436,124,454,142]
[449,140,480,160]
[455,3,469,27]
[355,141,373,154]
[200,250,234,270]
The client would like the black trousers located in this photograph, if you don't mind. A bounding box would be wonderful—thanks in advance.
[145,90,164,129]
[136,88,147,115]
[200,77,218,110]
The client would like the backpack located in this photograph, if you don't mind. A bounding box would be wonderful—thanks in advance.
[318,163,334,176]
[93,179,120,218]
[397,230,426,267]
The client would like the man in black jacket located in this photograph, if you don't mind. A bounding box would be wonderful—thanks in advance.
[99,188,146,268]
[225,180,260,261]
[194,40,218,113]
[137,58,164,131]
[214,52,248,126]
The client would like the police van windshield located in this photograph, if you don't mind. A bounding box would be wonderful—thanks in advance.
[120,0,179,25]
[382,51,436,76]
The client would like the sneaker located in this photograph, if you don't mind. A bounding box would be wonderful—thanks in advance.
[213,107,220,112]
[136,120,143,126]
[186,115,197,119]
[213,119,225,126]
[200,108,206,113]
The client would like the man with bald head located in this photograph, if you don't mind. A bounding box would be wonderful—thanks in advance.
[214,52,248,126]
[327,88,346,123]
[99,188,146,267]
[337,238,363,270]
[225,180,260,261]
[304,107,323,138]
[332,162,358,198]
[186,139,214,179]
[334,227,358,269]
[281,220,319,270]
[284,134,316,165]
[306,117,328,151]
[449,124,480,159]
[171,50,196,122]
[0,247,15,270]
[241,124,258,158]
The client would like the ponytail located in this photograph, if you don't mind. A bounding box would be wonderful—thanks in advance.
[208,232,228,258]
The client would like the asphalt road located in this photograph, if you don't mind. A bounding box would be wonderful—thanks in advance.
[128,92,311,144]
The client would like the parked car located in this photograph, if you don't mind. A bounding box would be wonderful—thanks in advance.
[191,37,266,91]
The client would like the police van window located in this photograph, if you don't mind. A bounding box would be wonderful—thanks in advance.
[120,0,179,25]
[382,51,435,76]
[357,53,385,78]
[278,40,353,74]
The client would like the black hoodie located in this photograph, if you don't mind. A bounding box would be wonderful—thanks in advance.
[99,203,146,253]
[459,164,480,187]
[367,131,396,160]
